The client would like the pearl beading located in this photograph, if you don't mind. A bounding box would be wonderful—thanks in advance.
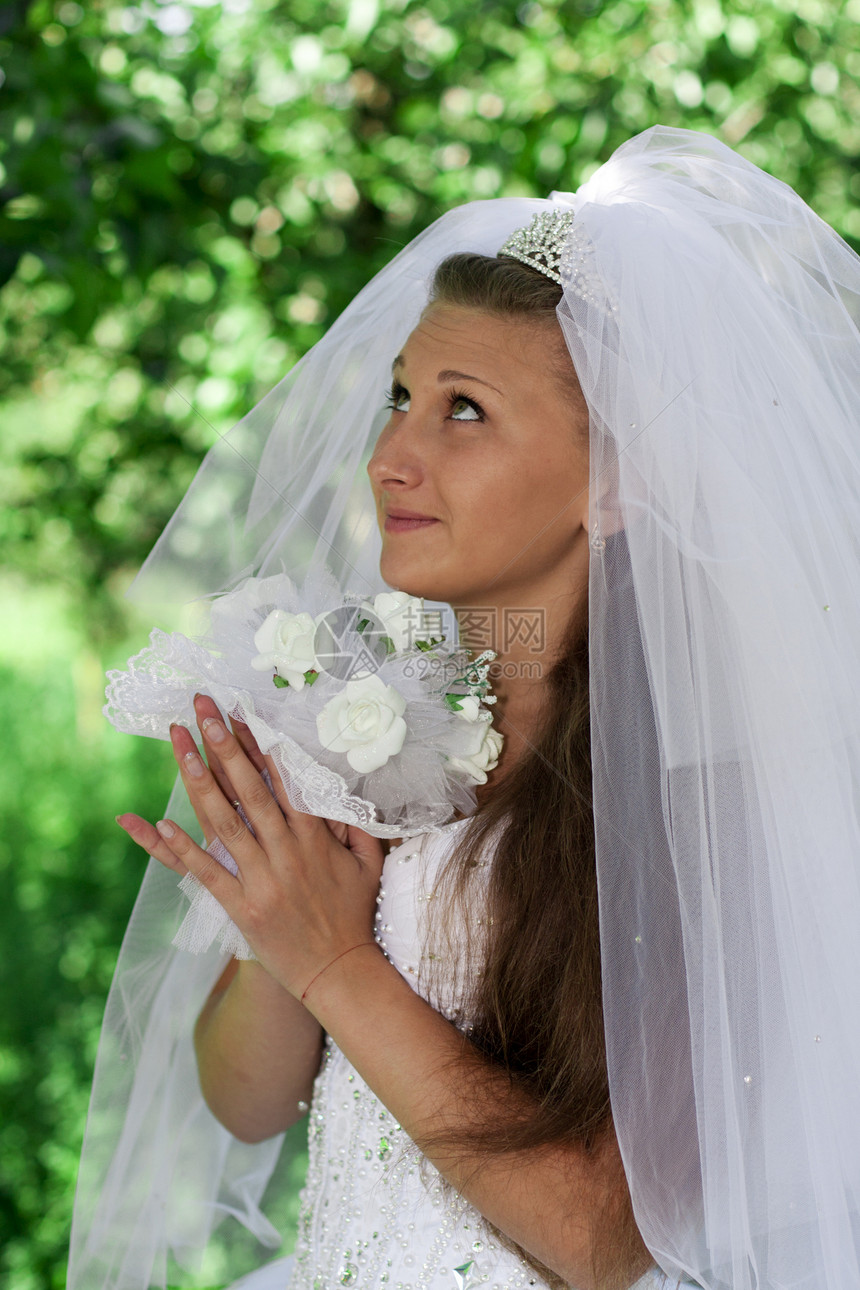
[286,825,546,1290]
[287,1039,545,1290]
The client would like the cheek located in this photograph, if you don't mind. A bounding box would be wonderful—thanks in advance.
[503,446,568,506]
[496,448,583,539]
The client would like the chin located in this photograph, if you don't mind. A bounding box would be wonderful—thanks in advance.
[378,544,493,606]
[382,573,447,601]
[378,556,454,604]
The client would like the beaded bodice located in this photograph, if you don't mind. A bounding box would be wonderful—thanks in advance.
[285,819,677,1290]
[286,817,551,1290]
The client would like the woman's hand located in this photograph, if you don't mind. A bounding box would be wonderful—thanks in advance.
[116,695,386,999]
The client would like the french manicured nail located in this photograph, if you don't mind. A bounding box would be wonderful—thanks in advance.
[202,717,227,743]
[183,751,205,778]
[156,820,176,839]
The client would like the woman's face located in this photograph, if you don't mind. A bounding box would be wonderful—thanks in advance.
[367,303,591,611]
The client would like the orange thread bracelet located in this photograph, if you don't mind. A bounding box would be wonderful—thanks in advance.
[300,942,376,1005]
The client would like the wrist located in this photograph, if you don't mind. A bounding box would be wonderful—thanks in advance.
[298,943,426,1042]
[238,955,293,992]
[300,941,381,1007]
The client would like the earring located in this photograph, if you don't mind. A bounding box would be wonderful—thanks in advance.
[590,522,606,554]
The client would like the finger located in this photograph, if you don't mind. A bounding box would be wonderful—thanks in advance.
[325,817,350,846]
[137,812,243,904]
[228,715,268,774]
[193,801,218,848]
[170,720,204,762]
[116,812,189,877]
[190,693,267,781]
[156,725,221,847]
[170,724,263,871]
[194,717,290,853]
[192,695,241,806]
[261,748,321,838]
[346,825,387,884]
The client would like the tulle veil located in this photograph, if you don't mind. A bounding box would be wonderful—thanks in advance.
[69,126,860,1289]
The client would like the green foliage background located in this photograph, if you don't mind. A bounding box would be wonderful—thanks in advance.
[1,0,857,1285]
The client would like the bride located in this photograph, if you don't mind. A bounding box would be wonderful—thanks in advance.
[69,126,860,1290]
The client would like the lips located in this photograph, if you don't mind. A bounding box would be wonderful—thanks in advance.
[384,513,440,533]
[384,513,440,534]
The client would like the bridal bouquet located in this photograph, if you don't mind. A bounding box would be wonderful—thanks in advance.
[105,568,503,956]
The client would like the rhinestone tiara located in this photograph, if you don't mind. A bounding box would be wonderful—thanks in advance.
[497,209,576,285]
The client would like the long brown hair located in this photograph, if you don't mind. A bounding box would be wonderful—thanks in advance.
[418,253,651,1289]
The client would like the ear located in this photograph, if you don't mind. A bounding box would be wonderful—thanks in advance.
[582,460,626,541]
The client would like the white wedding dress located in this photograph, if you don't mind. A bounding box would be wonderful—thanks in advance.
[228,819,697,1290]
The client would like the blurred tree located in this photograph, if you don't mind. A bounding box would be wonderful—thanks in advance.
[0,0,858,1285]
[0,653,178,1287]
[2,0,859,635]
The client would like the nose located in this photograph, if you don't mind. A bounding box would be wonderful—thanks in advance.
[366,414,427,491]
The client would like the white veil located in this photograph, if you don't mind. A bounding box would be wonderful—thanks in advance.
[69,126,860,1289]
[561,128,860,1287]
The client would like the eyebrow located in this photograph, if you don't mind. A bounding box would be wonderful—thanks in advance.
[391,355,503,397]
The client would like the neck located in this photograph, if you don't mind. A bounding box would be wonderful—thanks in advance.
[452,581,585,797]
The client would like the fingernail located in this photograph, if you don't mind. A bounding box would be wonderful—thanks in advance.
[202,716,226,743]
[184,751,205,778]
[156,820,176,839]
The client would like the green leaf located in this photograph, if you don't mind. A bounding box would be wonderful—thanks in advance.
[273,673,290,688]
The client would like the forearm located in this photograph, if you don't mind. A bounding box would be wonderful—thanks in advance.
[194,958,324,1142]
[302,945,651,1290]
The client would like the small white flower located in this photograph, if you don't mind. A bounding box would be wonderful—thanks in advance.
[250,609,319,689]
[316,674,408,774]
[362,591,426,653]
[446,722,504,785]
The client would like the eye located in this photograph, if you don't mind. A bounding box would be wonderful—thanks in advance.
[384,380,484,422]
[449,392,483,422]
[384,380,410,412]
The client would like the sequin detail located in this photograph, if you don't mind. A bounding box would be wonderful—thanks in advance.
[287,1040,548,1289]
[286,823,548,1290]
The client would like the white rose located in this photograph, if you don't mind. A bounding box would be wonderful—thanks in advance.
[362,591,426,653]
[452,694,483,722]
[250,609,320,689]
[316,674,408,774]
[446,723,504,785]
